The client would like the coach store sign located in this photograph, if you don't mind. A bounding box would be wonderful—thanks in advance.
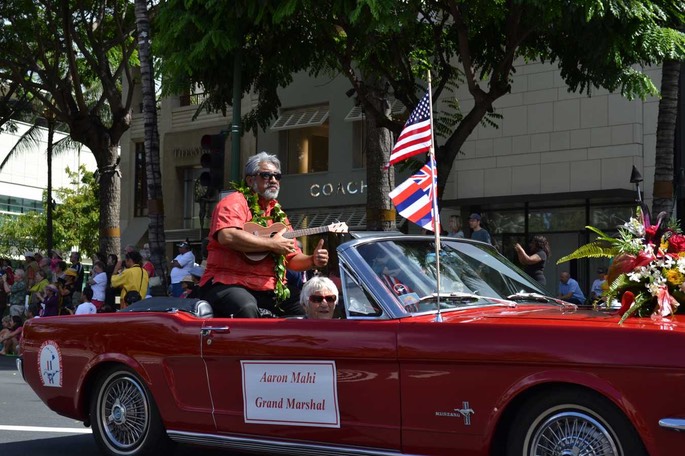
[310,180,366,198]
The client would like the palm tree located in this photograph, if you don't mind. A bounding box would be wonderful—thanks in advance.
[135,0,169,288]
[652,59,681,218]
[0,110,81,253]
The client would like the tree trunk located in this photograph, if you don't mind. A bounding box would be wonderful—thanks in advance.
[653,60,681,217]
[96,144,122,255]
[135,0,169,287]
[46,117,54,254]
[364,80,395,231]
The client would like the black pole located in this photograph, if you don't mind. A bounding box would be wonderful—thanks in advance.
[46,116,54,254]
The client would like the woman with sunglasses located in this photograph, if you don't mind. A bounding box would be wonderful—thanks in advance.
[300,276,339,319]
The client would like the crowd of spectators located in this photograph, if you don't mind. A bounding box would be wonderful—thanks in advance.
[0,236,340,356]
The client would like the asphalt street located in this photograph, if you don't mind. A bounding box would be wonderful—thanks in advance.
[0,355,238,456]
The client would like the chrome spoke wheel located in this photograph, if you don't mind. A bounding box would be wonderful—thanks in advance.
[98,373,150,452]
[529,410,619,456]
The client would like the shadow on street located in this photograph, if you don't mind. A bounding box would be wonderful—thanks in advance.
[0,355,19,372]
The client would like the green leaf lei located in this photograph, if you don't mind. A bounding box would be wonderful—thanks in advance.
[230,181,290,303]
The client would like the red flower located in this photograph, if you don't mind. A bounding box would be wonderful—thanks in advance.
[667,234,685,253]
[607,251,654,285]
[617,291,634,317]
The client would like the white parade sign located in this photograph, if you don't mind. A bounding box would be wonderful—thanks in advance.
[241,360,340,428]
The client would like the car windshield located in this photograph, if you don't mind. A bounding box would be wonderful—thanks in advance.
[355,238,549,314]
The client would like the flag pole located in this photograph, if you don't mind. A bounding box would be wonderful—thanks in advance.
[426,71,442,322]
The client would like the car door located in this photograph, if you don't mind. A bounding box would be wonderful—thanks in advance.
[201,317,401,451]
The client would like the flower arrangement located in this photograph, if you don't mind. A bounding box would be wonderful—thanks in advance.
[558,206,685,324]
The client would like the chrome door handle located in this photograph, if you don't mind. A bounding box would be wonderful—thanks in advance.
[201,326,230,336]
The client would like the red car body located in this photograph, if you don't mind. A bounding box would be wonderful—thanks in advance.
[18,236,685,455]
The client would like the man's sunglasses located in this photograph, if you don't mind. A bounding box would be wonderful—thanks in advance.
[309,295,336,303]
[255,172,282,181]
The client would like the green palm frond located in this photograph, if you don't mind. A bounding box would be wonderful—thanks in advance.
[608,273,632,294]
[585,225,615,242]
[52,135,82,156]
[0,122,43,169]
[556,240,618,264]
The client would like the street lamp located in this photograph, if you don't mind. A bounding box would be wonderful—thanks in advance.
[630,165,643,203]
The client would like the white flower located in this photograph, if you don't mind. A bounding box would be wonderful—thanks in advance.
[648,282,662,296]
[623,217,645,238]
[627,270,644,282]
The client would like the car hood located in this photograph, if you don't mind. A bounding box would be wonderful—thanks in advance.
[428,303,684,330]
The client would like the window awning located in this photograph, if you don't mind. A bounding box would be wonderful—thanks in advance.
[270,106,329,131]
[287,207,367,231]
[344,99,407,122]
[286,206,405,231]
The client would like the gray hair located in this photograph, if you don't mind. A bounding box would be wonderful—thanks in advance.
[300,276,339,307]
[244,151,281,177]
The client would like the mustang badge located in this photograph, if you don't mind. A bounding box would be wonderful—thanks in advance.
[435,401,475,426]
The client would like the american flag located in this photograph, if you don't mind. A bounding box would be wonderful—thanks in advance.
[387,92,432,166]
[389,155,439,232]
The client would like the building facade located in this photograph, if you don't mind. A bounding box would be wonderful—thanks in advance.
[0,121,96,216]
[120,61,683,295]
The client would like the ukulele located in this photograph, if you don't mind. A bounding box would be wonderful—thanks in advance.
[242,221,348,262]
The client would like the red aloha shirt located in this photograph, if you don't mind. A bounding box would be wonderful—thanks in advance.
[199,191,300,291]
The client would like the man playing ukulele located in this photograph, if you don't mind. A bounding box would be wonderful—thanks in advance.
[199,152,329,317]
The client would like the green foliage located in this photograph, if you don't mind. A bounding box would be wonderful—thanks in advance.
[556,240,618,263]
[0,165,99,258]
[155,0,685,136]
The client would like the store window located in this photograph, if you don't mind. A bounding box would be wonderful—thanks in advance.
[528,207,585,232]
[134,142,148,217]
[272,105,329,174]
[590,205,634,231]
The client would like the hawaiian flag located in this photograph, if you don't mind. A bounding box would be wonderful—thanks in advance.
[389,154,439,232]
[387,92,432,166]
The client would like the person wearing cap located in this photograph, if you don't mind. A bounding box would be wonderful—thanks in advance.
[199,152,328,318]
[59,268,79,313]
[589,267,608,304]
[111,251,149,309]
[468,213,491,244]
[170,241,195,297]
[38,283,60,317]
[179,275,197,298]
[49,250,63,275]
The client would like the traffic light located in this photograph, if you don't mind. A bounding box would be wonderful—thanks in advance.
[200,134,225,197]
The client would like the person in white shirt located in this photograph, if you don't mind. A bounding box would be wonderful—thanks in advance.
[87,261,108,311]
[170,241,195,297]
[75,287,97,315]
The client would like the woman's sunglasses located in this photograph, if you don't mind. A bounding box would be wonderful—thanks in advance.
[309,295,336,303]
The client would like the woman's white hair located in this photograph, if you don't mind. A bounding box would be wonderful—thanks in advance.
[299,276,339,307]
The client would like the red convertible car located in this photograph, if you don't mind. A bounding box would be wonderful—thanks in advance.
[17,234,685,456]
